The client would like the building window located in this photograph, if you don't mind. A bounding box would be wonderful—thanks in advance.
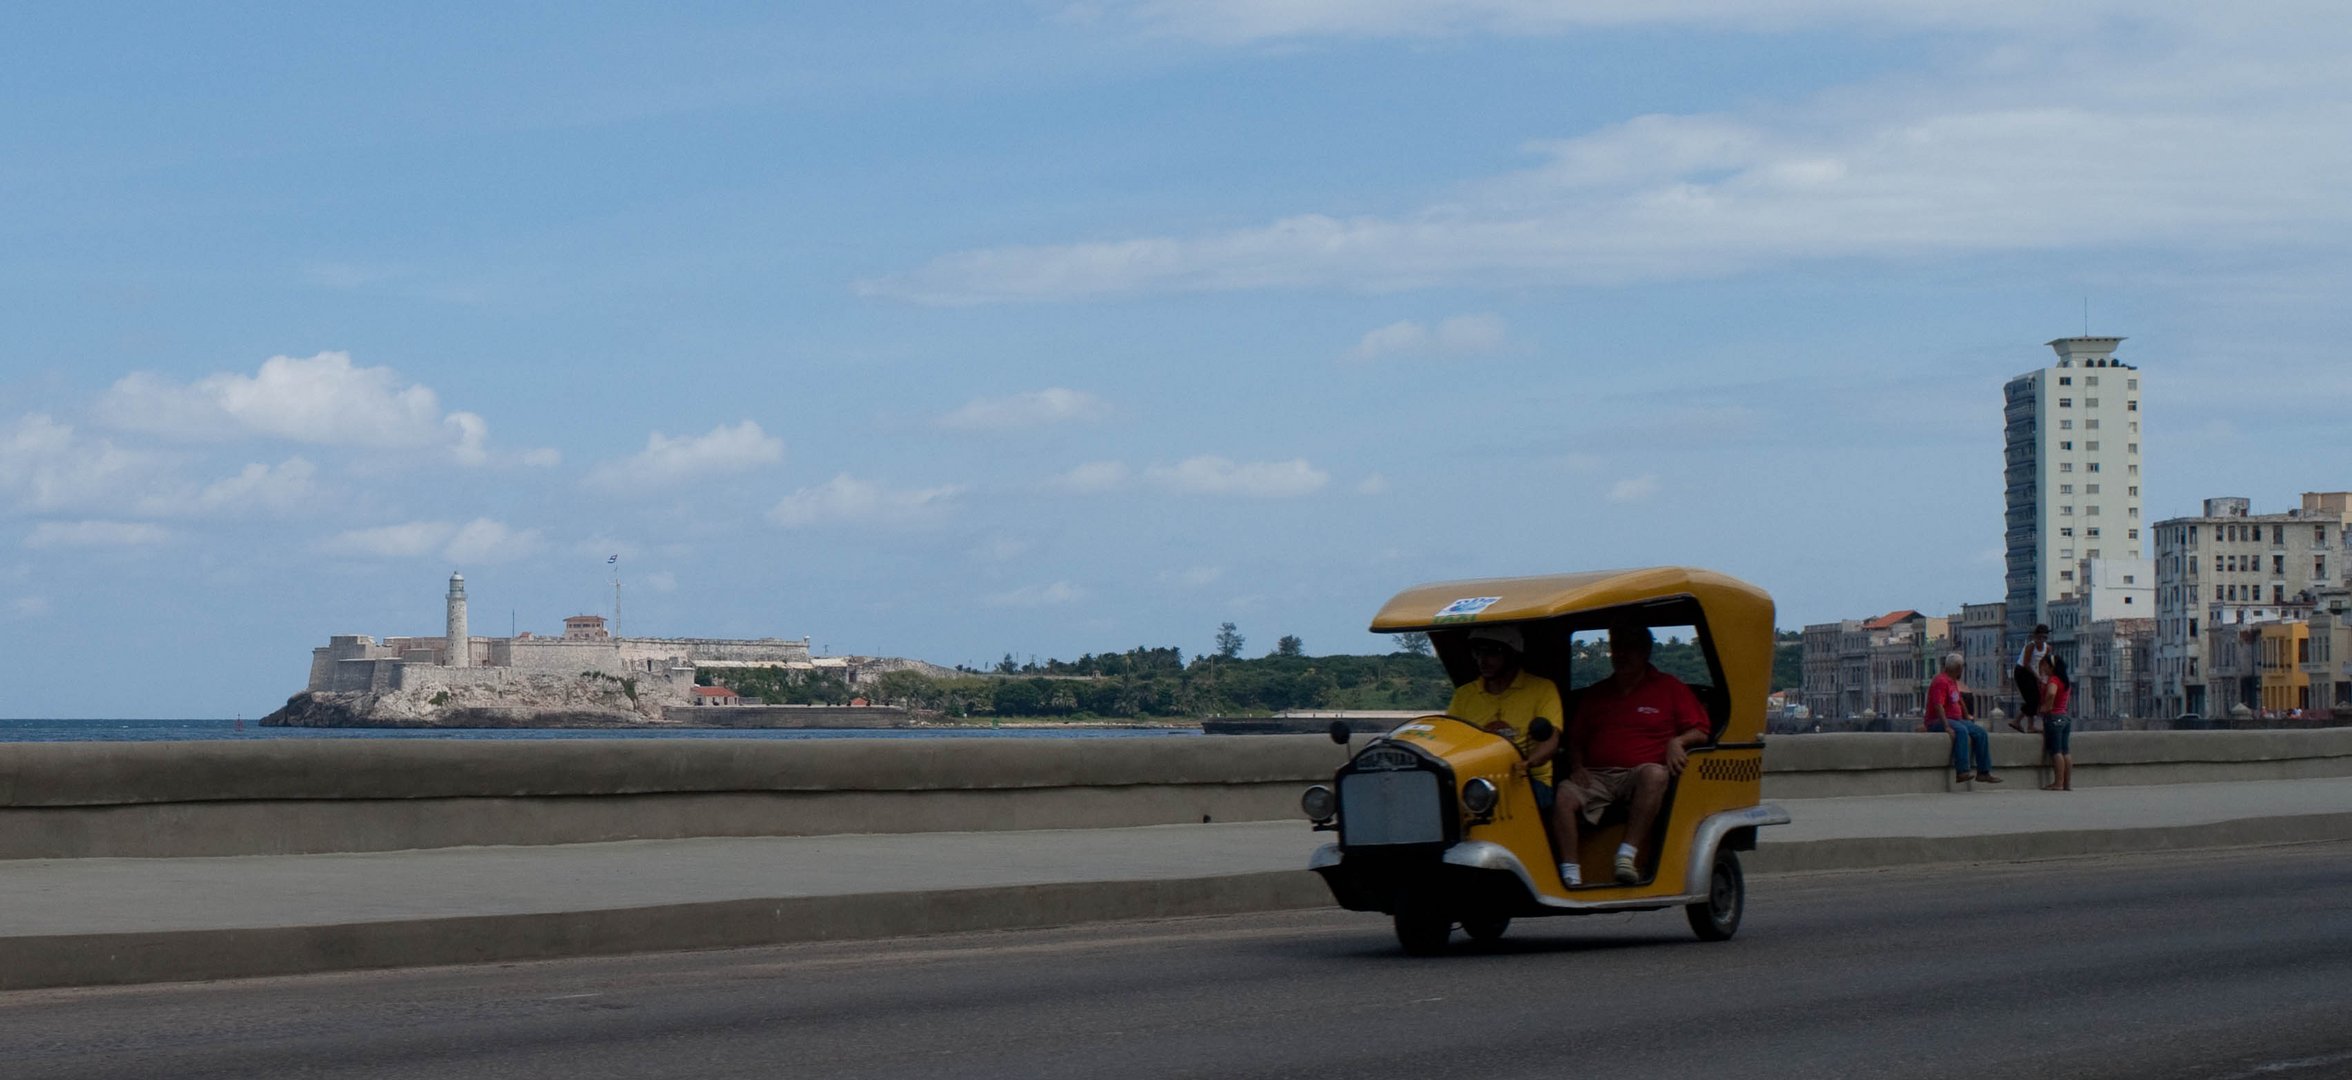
[2061,462,2074,472]
[2062,570,2075,581]
[2058,398,2073,407]
[2060,484,2074,494]
[2088,548,2102,558]
[2087,376,2100,386]
[2129,486,2138,496]
[2088,484,2101,494]
[2060,527,2075,537]
[2088,505,2101,516]
[2275,555,2286,575]
[2087,419,2101,429]
[2319,556,2329,578]
[2129,529,2140,540]
[2062,506,2075,516]
[2088,527,2102,537]
[2059,441,2073,450]
[2128,443,2138,454]
[2319,525,2330,544]
[2086,441,2100,451]
[2215,556,2224,572]
[2087,397,2099,407]
[2061,420,2074,429]
[2059,377,2072,385]
[2274,525,2285,544]
[2129,378,2139,389]
[2128,400,2138,411]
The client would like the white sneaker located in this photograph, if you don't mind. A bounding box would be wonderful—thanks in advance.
[1559,862,1582,887]
[1614,852,1640,883]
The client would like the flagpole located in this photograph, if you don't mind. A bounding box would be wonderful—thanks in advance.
[609,554,621,639]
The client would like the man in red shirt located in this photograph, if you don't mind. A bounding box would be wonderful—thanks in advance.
[1559,626,1713,884]
[1923,651,1998,785]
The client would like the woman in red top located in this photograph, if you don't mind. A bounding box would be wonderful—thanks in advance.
[2041,654,2076,791]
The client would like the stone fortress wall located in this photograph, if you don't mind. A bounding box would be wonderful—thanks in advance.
[304,574,879,699]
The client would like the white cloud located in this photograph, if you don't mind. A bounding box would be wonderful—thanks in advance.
[1145,456,1330,498]
[96,352,495,465]
[1350,314,1509,360]
[0,414,158,513]
[973,536,1034,563]
[24,520,173,549]
[1608,474,1661,502]
[521,447,563,468]
[866,14,2352,303]
[643,571,678,593]
[442,518,545,564]
[937,388,1112,432]
[768,474,965,528]
[985,581,1086,607]
[326,521,457,559]
[587,420,784,491]
[11,595,50,617]
[1356,473,1392,495]
[198,458,317,512]
[1121,0,2144,43]
[324,518,543,563]
[1159,565,1224,589]
[1052,460,1133,494]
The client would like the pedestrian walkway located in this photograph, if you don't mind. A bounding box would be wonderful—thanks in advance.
[4,777,2347,991]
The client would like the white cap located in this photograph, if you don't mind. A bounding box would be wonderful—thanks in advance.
[1465,625,1523,652]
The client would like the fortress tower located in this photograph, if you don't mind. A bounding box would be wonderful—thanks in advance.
[446,572,471,667]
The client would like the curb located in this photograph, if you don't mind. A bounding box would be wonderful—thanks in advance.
[0,871,1333,993]
[7,812,2348,992]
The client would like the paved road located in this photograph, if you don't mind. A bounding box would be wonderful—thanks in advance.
[5,843,2348,1080]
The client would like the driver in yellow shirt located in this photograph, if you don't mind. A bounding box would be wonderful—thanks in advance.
[1446,625,1578,885]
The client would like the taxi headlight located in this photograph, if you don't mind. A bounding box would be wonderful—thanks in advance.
[1461,777,1499,816]
[1300,784,1337,823]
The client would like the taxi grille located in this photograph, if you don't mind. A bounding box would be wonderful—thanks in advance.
[1339,769,1443,846]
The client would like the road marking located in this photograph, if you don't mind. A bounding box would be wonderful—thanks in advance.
[2211,1050,2352,1078]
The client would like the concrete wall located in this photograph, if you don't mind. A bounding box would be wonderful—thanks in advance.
[1761,727,2352,798]
[0,737,1353,860]
[3,730,2346,860]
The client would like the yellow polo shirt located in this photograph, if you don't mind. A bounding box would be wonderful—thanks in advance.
[1446,671,1563,785]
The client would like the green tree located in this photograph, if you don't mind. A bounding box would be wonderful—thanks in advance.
[1214,622,1245,660]
[1392,632,1433,657]
[1273,634,1304,658]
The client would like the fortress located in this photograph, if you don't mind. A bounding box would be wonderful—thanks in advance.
[305,573,820,699]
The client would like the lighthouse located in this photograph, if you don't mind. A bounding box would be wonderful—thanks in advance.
[446,572,471,667]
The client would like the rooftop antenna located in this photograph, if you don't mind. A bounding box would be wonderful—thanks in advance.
[2082,296,2090,337]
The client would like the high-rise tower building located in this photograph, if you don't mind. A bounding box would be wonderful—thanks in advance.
[445,571,471,667]
[2003,337,2144,653]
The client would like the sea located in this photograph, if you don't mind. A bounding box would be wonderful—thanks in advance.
[0,718,1202,743]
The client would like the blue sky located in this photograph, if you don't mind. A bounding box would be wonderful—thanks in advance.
[5,2,2350,717]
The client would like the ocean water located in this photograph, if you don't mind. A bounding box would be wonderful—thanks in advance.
[0,717,1202,743]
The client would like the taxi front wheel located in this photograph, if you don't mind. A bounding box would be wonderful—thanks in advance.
[1394,901,1453,955]
[1686,849,1744,941]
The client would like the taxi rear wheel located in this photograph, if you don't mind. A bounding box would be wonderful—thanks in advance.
[1686,849,1744,941]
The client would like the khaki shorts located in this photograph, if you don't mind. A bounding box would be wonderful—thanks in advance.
[1560,767,1648,824]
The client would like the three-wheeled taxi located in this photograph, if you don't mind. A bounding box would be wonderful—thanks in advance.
[1301,567,1790,953]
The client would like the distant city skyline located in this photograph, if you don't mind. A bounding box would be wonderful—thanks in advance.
[5,5,2350,717]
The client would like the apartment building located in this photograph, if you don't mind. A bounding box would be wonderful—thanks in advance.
[2003,337,2145,655]
[2151,492,2352,716]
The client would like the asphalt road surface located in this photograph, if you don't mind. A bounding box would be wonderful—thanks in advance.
[5,843,2349,1080]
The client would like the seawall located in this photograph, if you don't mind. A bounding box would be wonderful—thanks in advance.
[3,729,2347,860]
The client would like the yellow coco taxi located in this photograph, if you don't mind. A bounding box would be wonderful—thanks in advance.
[1301,567,1791,954]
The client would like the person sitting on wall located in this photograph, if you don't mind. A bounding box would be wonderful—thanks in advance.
[1444,626,1570,882]
[1923,651,2000,786]
[1557,625,1713,885]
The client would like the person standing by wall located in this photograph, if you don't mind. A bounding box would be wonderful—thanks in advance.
[2041,653,2076,791]
[1925,652,2000,785]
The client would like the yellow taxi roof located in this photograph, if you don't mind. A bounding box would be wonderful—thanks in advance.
[1368,567,1772,633]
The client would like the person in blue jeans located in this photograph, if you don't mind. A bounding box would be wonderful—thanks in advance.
[1923,652,2001,785]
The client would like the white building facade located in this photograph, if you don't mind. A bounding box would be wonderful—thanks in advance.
[2151,493,2352,717]
[2003,337,2145,654]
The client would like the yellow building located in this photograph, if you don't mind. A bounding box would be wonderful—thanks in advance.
[2257,621,2311,714]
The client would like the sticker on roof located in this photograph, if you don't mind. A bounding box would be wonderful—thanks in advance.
[1431,596,1501,623]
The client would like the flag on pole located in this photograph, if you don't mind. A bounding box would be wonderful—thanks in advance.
[608,555,618,564]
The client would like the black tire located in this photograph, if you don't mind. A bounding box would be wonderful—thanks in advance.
[1461,915,1511,944]
[1686,849,1744,941]
[1394,905,1453,956]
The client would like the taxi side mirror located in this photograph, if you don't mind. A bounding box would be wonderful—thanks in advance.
[1328,720,1352,746]
[1527,717,1555,744]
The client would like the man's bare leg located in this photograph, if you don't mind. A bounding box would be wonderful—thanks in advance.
[1554,788,1583,885]
[1618,764,1670,881]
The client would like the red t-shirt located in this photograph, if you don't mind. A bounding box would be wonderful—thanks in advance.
[2047,679,2071,717]
[1925,672,1965,724]
[1574,668,1710,770]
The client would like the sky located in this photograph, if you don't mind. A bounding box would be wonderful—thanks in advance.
[5,2,2350,717]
